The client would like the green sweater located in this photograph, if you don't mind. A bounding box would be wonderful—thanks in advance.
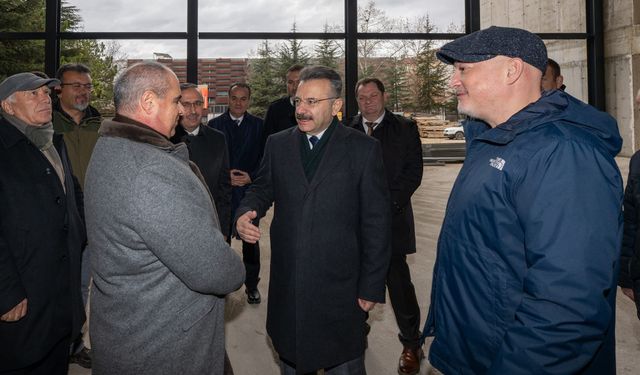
[52,103,102,189]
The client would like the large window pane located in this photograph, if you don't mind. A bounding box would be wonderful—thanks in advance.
[199,1,343,32]
[198,39,345,119]
[67,1,187,32]
[0,40,45,79]
[370,0,465,33]
[357,39,461,144]
[0,0,45,32]
[480,0,586,33]
[58,39,186,115]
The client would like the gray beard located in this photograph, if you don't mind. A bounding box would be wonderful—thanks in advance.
[73,102,89,111]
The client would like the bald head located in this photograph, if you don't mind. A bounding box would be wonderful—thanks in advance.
[113,61,184,137]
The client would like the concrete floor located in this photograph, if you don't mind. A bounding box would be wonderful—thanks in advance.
[70,158,640,375]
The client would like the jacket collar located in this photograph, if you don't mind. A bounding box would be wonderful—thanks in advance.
[0,114,28,148]
[53,99,102,125]
[99,114,179,152]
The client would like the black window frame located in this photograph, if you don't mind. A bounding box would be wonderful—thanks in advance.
[0,0,604,117]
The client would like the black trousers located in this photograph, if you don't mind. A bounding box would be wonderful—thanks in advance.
[1,336,70,375]
[387,253,421,349]
[242,240,260,289]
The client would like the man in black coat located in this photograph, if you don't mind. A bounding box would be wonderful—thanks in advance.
[236,66,391,374]
[261,64,303,147]
[619,88,640,320]
[171,83,232,239]
[209,83,265,304]
[346,77,424,375]
[0,73,85,374]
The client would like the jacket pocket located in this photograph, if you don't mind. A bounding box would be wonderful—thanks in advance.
[178,297,217,332]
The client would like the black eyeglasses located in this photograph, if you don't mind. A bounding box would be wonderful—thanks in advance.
[61,83,94,90]
[293,97,338,107]
[180,101,204,109]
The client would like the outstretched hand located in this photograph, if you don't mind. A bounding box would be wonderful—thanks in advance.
[237,210,260,243]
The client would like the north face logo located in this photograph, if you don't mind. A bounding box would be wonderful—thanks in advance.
[489,157,505,171]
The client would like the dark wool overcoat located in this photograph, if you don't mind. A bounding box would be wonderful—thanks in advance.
[0,117,85,371]
[236,123,391,372]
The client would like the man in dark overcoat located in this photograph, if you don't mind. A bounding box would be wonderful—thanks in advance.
[0,73,85,374]
[236,66,391,374]
[209,82,265,304]
[171,83,232,239]
[262,64,303,145]
[346,77,424,375]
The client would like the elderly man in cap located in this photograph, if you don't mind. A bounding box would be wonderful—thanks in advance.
[422,26,622,374]
[0,73,86,374]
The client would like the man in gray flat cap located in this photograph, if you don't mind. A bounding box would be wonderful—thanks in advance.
[423,26,622,374]
[0,72,86,374]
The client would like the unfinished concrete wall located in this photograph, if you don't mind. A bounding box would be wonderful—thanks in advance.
[480,0,640,156]
[603,0,638,156]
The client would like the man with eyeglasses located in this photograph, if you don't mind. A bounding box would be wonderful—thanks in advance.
[209,82,265,304]
[236,66,391,374]
[52,62,101,369]
[346,77,424,375]
[170,83,232,242]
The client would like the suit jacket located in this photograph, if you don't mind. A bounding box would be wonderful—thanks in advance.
[347,110,423,254]
[208,111,264,214]
[262,96,297,147]
[236,121,391,372]
[0,117,85,371]
[86,116,245,375]
[171,125,232,237]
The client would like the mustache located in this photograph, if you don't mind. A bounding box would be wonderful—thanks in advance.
[296,113,313,120]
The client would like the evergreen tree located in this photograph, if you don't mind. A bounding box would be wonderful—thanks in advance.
[383,57,409,112]
[276,22,311,79]
[0,0,46,78]
[0,1,121,114]
[248,40,281,118]
[314,23,340,69]
[413,47,448,113]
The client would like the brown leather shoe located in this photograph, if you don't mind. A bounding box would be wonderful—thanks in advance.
[398,346,423,375]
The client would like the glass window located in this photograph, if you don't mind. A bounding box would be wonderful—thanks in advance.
[480,0,586,33]
[199,0,344,32]
[198,39,345,118]
[66,0,187,32]
[58,39,186,115]
[0,0,45,32]
[369,0,465,33]
[357,39,454,117]
[0,40,45,80]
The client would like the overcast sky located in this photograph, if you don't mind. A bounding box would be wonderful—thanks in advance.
[69,0,465,59]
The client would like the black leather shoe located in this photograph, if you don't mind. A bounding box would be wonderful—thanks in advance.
[69,346,92,369]
[246,288,261,304]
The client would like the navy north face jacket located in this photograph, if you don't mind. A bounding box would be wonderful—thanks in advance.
[423,90,623,374]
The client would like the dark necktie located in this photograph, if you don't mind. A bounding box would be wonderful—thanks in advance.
[365,121,376,136]
[235,119,241,126]
[309,135,319,149]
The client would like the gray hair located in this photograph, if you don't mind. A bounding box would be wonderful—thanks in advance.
[299,66,342,97]
[180,82,204,101]
[113,61,175,114]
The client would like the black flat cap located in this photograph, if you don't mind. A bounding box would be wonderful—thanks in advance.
[0,72,60,101]
[437,26,547,72]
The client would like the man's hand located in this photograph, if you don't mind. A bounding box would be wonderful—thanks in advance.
[358,298,376,312]
[1,298,27,322]
[621,287,635,301]
[237,211,260,243]
[230,169,252,187]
